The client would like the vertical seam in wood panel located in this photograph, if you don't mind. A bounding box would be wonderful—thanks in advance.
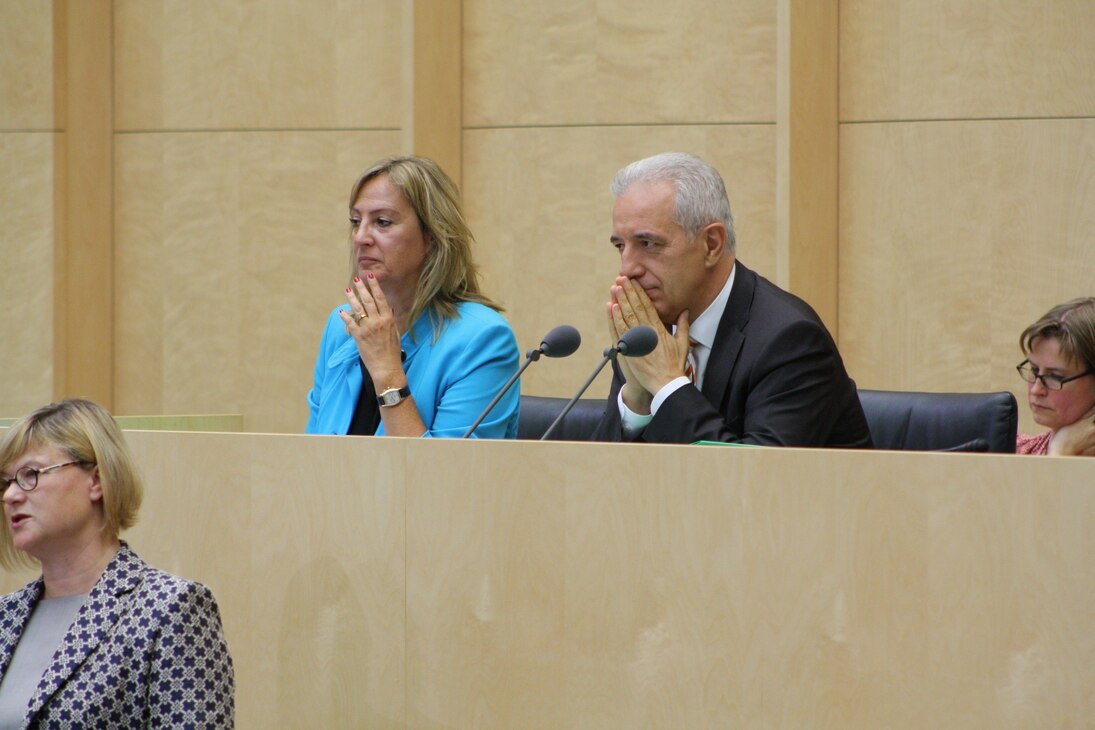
[52,0,68,398]
[402,0,415,155]
[54,0,113,407]
[834,0,841,341]
[403,442,409,726]
[458,0,465,190]
[775,0,790,290]
[409,0,463,185]
[110,0,117,401]
[782,0,839,331]
[455,0,463,188]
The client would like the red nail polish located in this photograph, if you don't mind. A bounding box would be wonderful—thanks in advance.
[354,276,361,283]
[367,273,374,279]
[345,287,351,293]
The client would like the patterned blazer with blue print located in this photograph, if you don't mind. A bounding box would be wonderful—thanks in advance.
[0,542,234,729]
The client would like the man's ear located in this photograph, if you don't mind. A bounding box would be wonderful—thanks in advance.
[701,222,728,266]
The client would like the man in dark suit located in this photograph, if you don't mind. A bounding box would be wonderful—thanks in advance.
[592,152,871,447]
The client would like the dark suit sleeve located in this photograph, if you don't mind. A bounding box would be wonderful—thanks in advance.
[146,582,235,728]
[591,361,627,442]
[643,318,854,446]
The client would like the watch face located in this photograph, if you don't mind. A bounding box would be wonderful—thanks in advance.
[378,387,409,407]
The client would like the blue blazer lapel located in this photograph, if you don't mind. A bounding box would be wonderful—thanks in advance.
[0,578,44,677]
[327,332,363,372]
[702,262,756,409]
[25,545,144,721]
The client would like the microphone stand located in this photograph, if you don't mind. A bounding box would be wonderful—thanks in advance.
[540,346,617,441]
[461,349,540,439]
[461,324,582,439]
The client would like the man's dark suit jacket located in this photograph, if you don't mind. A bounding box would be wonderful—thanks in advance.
[592,261,873,447]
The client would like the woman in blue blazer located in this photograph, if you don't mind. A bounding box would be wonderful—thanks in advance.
[306,156,520,438]
[0,399,234,728]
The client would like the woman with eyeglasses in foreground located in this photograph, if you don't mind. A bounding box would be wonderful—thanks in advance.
[0,399,234,728]
[1015,297,1095,456]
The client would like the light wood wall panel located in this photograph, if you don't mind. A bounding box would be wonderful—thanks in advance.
[114,0,404,131]
[0,2,56,419]
[0,0,55,130]
[839,119,1095,435]
[464,0,776,127]
[0,134,56,417]
[113,131,401,432]
[841,0,1095,121]
[464,125,776,399]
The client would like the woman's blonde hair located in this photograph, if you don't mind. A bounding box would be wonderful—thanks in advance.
[0,399,143,569]
[348,156,501,340]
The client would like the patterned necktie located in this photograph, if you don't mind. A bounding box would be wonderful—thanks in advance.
[683,337,700,385]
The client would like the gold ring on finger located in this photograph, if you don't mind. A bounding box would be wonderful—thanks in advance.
[353,312,366,323]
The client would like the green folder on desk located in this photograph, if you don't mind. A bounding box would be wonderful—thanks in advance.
[692,440,764,447]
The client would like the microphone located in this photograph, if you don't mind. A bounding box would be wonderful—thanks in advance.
[615,324,658,357]
[540,325,658,440]
[461,325,582,438]
[537,324,582,359]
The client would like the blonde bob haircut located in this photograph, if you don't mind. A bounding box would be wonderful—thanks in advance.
[0,398,143,569]
[348,156,501,341]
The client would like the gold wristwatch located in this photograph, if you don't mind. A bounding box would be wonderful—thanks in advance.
[377,386,411,408]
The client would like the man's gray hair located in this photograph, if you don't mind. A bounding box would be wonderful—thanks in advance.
[610,152,736,254]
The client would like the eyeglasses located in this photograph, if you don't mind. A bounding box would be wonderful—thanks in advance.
[1016,360,1094,391]
[0,460,92,493]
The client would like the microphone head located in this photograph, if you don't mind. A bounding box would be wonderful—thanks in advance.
[617,325,658,356]
[540,325,581,358]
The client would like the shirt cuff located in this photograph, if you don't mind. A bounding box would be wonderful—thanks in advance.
[617,377,691,438]
[617,388,652,438]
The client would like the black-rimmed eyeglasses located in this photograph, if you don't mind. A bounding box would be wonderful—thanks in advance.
[1016,360,1094,391]
[0,460,93,493]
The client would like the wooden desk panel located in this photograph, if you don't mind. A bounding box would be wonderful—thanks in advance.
[405,441,1094,727]
[1,433,1092,728]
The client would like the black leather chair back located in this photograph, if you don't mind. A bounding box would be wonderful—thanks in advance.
[519,390,1019,452]
[518,395,605,441]
[857,389,1018,453]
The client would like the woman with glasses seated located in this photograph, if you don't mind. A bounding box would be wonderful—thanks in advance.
[0,399,234,728]
[1015,297,1095,456]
